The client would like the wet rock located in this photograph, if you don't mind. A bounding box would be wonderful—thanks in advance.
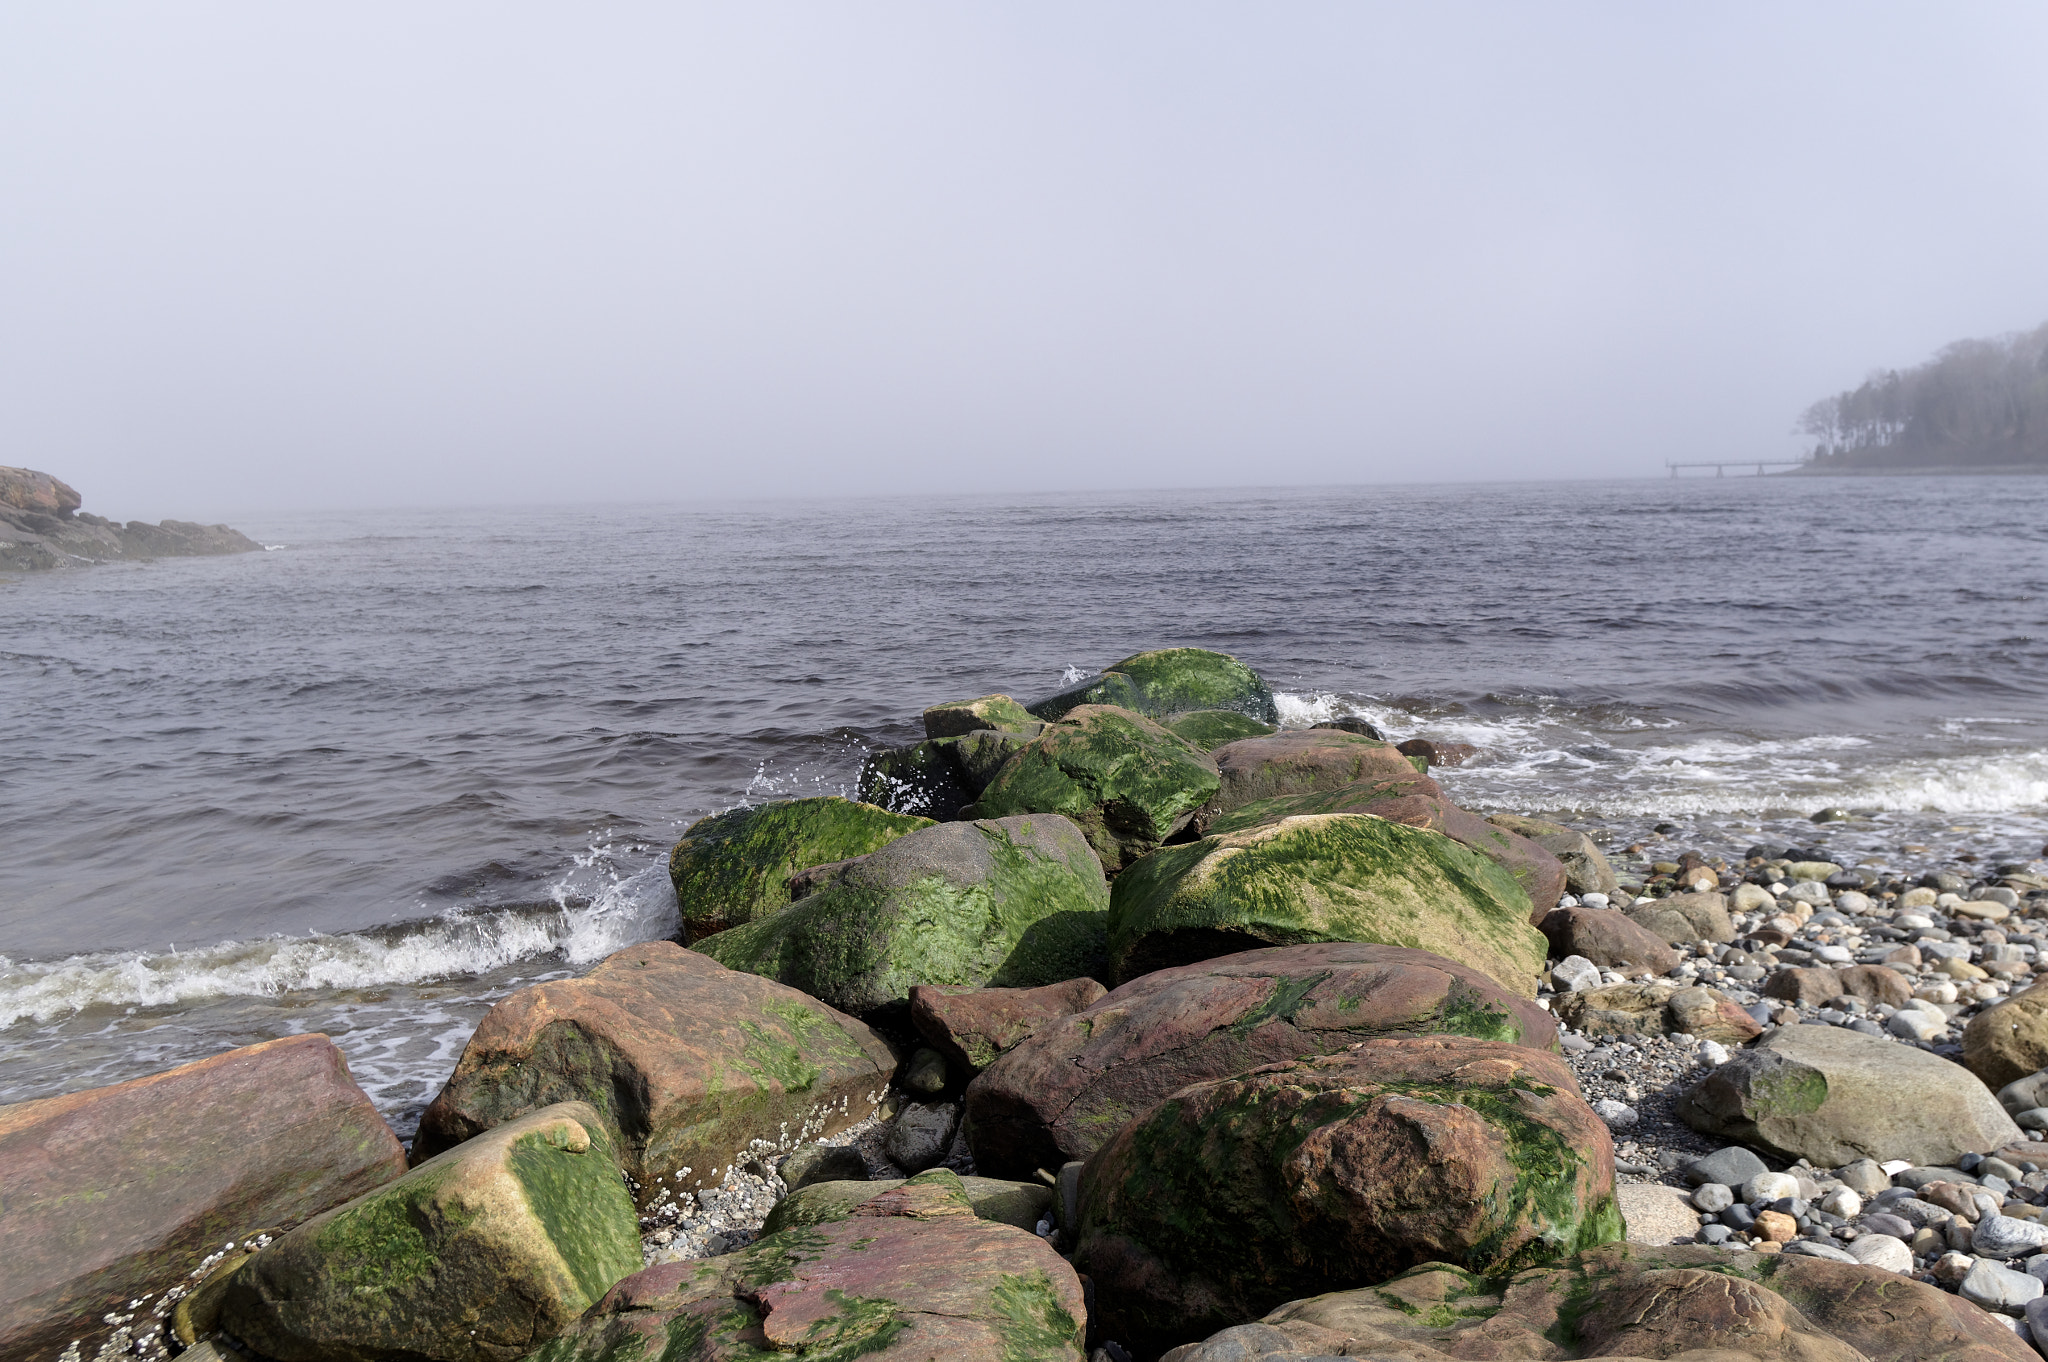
[1071,1037,1620,1356]
[859,738,976,819]
[1538,906,1681,974]
[1164,709,1277,750]
[1965,981,2048,1090]
[1397,737,1480,769]
[965,942,1556,1178]
[974,705,1221,870]
[910,977,1109,1076]
[1107,813,1544,993]
[0,1035,406,1362]
[1678,1021,2022,1166]
[533,1170,1086,1361]
[666,796,933,938]
[923,693,1039,739]
[903,1046,950,1094]
[778,1142,869,1193]
[1208,729,1422,815]
[221,1103,641,1362]
[883,1101,960,1174]
[699,814,1111,1014]
[1027,647,1278,725]
[412,942,895,1204]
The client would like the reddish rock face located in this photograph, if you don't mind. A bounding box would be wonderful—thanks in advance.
[413,942,896,1204]
[1539,905,1683,973]
[1071,1036,1619,1357]
[910,977,1109,1076]
[0,465,82,515]
[0,1034,405,1362]
[1763,963,1914,1008]
[1208,730,1422,814]
[965,943,1558,1179]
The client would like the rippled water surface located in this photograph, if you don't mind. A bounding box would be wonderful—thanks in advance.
[4,477,2046,1130]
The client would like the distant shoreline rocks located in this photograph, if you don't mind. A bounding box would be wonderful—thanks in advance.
[0,466,261,572]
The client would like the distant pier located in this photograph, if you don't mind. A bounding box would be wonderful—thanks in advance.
[1666,460,1806,478]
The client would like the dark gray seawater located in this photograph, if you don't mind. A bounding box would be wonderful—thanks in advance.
[4,478,2047,1132]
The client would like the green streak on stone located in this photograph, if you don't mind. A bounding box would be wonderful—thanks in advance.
[800,1290,908,1359]
[1164,709,1277,751]
[1749,1063,1829,1120]
[1435,982,1525,1045]
[990,1270,1085,1361]
[1227,971,1334,1038]
[507,1125,642,1304]
[309,1164,450,1294]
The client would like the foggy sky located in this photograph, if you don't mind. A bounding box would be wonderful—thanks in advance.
[4,4,2046,516]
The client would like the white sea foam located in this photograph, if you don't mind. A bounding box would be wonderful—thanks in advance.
[0,859,680,1029]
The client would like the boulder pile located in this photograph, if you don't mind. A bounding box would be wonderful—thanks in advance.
[8,646,2048,1362]
[0,465,261,572]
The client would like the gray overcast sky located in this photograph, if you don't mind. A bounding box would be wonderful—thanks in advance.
[4,5,2047,516]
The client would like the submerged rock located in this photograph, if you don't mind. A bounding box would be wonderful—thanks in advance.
[221,1103,641,1362]
[667,796,933,939]
[974,705,1221,870]
[1072,1037,1620,1356]
[1106,813,1544,993]
[1678,1020,2021,1166]
[1158,1242,2035,1362]
[698,814,1110,1014]
[411,942,895,1203]
[965,942,1556,1178]
[1027,646,1278,724]
[532,1171,1086,1362]
[0,1035,406,1362]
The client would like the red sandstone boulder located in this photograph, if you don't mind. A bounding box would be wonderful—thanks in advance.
[1208,729,1421,814]
[0,1035,405,1362]
[1539,906,1683,974]
[1071,1036,1621,1357]
[910,977,1109,1076]
[1764,963,1914,1008]
[965,943,1558,1179]
[412,941,895,1206]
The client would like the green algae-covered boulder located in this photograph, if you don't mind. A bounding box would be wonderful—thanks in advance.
[1163,709,1277,751]
[761,1167,1053,1235]
[858,738,973,820]
[533,1176,1086,1362]
[1108,813,1545,994]
[220,1103,640,1362]
[924,693,1040,739]
[950,727,1040,797]
[669,796,933,940]
[1071,1037,1621,1357]
[964,943,1558,1179]
[1209,728,1422,814]
[974,704,1221,871]
[410,943,895,1207]
[1161,1242,2036,1362]
[699,814,1110,1015]
[1027,648,1278,724]
[1207,776,1567,920]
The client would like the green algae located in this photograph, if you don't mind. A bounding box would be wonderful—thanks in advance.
[1164,709,1277,751]
[668,797,932,938]
[507,1125,642,1303]
[990,1271,1085,1361]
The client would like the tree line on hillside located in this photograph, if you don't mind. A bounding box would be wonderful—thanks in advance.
[1797,320,2048,469]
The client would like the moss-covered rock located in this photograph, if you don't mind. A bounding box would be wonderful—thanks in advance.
[1206,775,1567,918]
[410,943,895,1206]
[698,815,1110,1015]
[950,728,1040,796]
[1026,648,1278,724]
[668,797,933,940]
[1107,813,1545,994]
[924,693,1039,739]
[857,739,974,820]
[761,1168,1052,1235]
[1071,1037,1621,1356]
[974,704,1221,871]
[965,943,1559,1179]
[1163,709,1277,750]
[532,1180,1086,1361]
[1162,1242,2036,1362]
[220,1103,641,1362]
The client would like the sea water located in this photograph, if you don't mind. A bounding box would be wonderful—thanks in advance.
[3,477,2045,1133]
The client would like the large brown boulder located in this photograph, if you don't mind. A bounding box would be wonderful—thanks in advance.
[1208,777,1567,921]
[412,942,894,1206]
[1625,891,1736,944]
[1552,982,1762,1044]
[0,465,82,515]
[530,1168,1087,1361]
[0,1035,405,1362]
[910,977,1108,1076]
[1208,729,1421,814]
[1071,1036,1621,1356]
[221,1103,641,1362]
[1965,980,2048,1090]
[1158,1242,2034,1362]
[1764,963,1914,1008]
[966,943,1557,1178]
[1538,906,1682,974]
[1486,812,1621,898]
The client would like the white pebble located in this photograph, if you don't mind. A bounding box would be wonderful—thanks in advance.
[1744,1171,1801,1203]
[1695,1039,1731,1068]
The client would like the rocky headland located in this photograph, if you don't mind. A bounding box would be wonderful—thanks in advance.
[0,466,261,573]
[7,646,2048,1362]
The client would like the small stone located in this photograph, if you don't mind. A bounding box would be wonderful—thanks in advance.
[2018,1108,2048,1132]
[1592,1098,1639,1129]
[1754,1210,1798,1242]
[1845,1233,1914,1273]
[1696,1039,1731,1068]
[1696,1222,1734,1244]
[1692,1183,1734,1213]
[1976,1213,2048,1259]
[1933,1250,1975,1284]
[1961,1258,2044,1314]
[1862,1212,1915,1239]
[882,1102,960,1174]
[1818,1187,1861,1219]
[1685,1146,1769,1189]
[1781,1239,1858,1263]
[1551,955,1602,992]
[1836,1158,1891,1197]
[903,1047,950,1095]
[1744,1171,1802,1204]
